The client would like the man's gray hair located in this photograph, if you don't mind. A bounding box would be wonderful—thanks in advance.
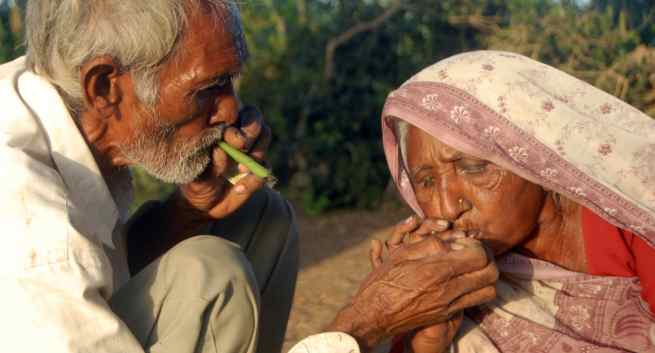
[25,0,243,112]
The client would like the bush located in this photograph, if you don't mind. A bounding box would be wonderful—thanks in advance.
[2,1,653,214]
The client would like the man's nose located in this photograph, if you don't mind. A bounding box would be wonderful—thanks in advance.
[209,93,240,126]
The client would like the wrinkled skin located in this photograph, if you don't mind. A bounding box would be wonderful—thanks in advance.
[403,125,585,269]
[329,233,498,352]
[369,125,586,352]
[77,2,269,262]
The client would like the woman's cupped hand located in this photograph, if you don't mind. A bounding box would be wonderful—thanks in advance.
[367,216,499,353]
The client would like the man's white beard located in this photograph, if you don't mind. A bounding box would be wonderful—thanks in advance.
[120,115,223,184]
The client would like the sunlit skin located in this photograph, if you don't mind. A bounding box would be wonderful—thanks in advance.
[80,3,245,171]
[405,125,586,270]
[76,2,269,269]
[367,125,589,353]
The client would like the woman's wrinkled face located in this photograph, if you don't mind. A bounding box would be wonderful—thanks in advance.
[405,125,547,255]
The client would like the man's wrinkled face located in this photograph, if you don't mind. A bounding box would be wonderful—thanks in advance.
[118,3,246,183]
[405,125,547,255]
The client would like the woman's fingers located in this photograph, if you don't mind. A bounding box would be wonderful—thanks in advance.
[389,237,450,265]
[446,285,497,315]
[392,218,450,246]
[387,215,421,249]
[370,239,384,269]
[411,219,450,239]
[410,313,463,353]
[438,242,493,277]
[442,260,499,303]
[410,324,449,353]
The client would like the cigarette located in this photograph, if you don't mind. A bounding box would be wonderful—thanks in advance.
[218,141,277,187]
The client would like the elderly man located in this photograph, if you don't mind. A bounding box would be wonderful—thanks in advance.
[2,1,296,352]
[0,1,498,353]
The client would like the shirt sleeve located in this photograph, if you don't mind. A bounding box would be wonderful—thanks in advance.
[0,147,146,353]
[288,332,361,353]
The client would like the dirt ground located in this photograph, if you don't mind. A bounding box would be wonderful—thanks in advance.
[281,201,412,352]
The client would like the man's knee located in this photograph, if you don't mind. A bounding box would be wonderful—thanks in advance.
[161,236,260,304]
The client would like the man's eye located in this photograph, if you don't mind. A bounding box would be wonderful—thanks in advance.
[204,77,230,91]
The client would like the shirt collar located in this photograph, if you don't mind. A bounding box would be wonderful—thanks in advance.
[16,69,125,248]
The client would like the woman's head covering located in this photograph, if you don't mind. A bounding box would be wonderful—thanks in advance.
[381,50,655,247]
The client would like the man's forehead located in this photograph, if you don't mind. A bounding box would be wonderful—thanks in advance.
[170,2,248,82]
[209,1,248,62]
[183,1,247,55]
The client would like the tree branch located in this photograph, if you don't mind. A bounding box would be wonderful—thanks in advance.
[447,14,500,33]
[324,0,403,81]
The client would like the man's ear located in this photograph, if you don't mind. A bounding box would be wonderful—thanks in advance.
[80,55,123,116]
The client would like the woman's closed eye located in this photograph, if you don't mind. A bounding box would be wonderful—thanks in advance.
[417,175,436,188]
[456,159,488,174]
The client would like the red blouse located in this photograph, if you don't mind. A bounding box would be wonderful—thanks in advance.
[582,207,655,314]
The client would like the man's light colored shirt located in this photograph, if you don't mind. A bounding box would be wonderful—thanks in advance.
[0,57,361,353]
[0,57,145,352]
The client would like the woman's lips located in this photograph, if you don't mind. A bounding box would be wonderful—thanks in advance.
[465,230,483,240]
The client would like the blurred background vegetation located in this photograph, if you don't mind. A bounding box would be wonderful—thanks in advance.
[1,0,653,214]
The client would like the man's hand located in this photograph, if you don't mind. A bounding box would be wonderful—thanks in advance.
[329,218,498,352]
[179,106,271,218]
[128,106,272,272]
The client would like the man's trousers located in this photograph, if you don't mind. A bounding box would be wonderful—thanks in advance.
[109,188,299,353]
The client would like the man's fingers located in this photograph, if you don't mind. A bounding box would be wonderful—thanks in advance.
[249,123,271,161]
[186,147,232,190]
[207,174,265,219]
[447,285,497,315]
[223,107,268,170]
[239,106,264,148]
[223,126,249,151]
[211,146,231,176]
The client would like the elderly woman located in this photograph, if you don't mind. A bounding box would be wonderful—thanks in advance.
[376,51,655,353]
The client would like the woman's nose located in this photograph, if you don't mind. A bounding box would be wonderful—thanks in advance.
[436,177,469,221]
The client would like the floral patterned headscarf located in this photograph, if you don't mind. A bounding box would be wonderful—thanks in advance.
[381,50,655,247]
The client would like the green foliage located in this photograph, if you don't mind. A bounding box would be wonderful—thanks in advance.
[0,4,23,63]
[1,0,654,213]
[238,0,498,212]
[487,0,655,116]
